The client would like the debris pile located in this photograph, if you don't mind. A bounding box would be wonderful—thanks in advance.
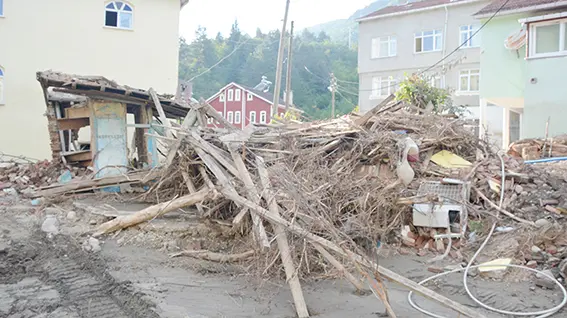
[508,135,567,160]
[0,159,69,196]
[32,97,567,317]
[85,98,494,317]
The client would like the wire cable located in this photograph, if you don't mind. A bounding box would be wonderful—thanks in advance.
[356,0,512,92]
[408,151,567,317]
[188,38,251,82]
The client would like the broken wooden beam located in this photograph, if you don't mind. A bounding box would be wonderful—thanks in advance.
[93,188,211,237]
[257,156,309,318]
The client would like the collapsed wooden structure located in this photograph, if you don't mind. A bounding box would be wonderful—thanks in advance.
[61,93,488,318]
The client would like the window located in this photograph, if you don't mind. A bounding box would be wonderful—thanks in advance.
[459,25,481,48]
[458,70,480,93]
[415,30,442,53]
[0,0,4,17]
[235,111,241,124]
[227,89,234,101]
[235,89,241,101]
[219,93,225,102]
[430,76,444,88]
[227,111,233,123]
[529,19,567,58]
[247,93,253,101]
[105,2,133,30]
[0,68,4,105]
[259,111,267,124]
[249,111,257,124]
[371,76,396,98]
[216,111,222,124]
[371,36,397,58]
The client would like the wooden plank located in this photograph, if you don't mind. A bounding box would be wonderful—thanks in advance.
[65,107,90,119]
[257,157,309,317]
[62,150,92,162]
[149,88,173,139]
[354,94,395,126]
[165,108,198,166]
[220,190,487,318]
[57,118,90,130]
[229,150,270,250]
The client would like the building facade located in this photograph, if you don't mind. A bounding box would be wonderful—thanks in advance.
[476,0,567,147]
[356,0,489,117]
[207,83,292,129]
[0,0,185,159]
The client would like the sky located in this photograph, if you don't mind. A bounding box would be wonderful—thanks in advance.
[179,0,375,41]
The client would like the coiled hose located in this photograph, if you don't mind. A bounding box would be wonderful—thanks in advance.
[408,153,567,317]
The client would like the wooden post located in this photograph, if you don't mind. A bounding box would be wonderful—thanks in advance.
[257,157,309,318]
[284,21,294,113]
[272,0,291,117]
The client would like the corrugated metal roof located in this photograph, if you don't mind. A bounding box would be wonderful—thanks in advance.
[475,0,567,16]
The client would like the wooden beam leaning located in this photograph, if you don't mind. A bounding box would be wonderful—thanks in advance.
[257,156,309,318]
[229,150,271,251]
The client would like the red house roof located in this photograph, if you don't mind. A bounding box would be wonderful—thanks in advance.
[475,0,567,17]
[358,0,481,21]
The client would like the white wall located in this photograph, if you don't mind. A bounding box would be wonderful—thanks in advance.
[0,0,180,159]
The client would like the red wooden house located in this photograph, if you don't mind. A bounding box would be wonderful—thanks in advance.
[206,80,300,129]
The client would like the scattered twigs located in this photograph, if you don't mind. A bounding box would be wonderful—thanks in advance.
[170,249,255,262]
[474,187,536,226]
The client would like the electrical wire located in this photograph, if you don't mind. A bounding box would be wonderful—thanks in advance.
[188,38,251,82]
[408,152,567,317]
[356,0,513,93]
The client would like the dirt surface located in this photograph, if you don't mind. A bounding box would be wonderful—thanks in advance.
[0,196,565,318]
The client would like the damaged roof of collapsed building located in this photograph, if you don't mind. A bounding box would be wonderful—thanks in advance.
[36,70,191,118]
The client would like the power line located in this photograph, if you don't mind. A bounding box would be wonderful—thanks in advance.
[188,38,251,82]
[355,0,511,93]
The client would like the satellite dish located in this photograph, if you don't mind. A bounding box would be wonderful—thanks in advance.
[504,27,527,50]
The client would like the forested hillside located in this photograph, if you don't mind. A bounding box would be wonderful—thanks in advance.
[178,21,359,119]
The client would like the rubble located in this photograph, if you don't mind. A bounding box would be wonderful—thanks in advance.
[11,93,567,317]
[41,215,59,235]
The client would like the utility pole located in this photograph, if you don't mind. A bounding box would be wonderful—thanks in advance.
[330,73,337,118]
[284,21,294,112]
[272,0,291,117]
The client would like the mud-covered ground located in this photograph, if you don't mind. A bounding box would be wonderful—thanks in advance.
[0,196,565,318]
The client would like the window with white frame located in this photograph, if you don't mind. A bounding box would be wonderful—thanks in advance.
[259,111,267,124]
[234,111,241,124]
[0,68,4,105]
[249,111,257,124]
[0,0,4,17]
[219,92,225,102]
[459,25,481,48]
[430,75,444,88]
[371,36,397,58]
[227,89,234,101]
[216,111,223,124]
[247,92,253,101]
[529,18,567,58]
[458,69,480,93]
[227,111,233,123]
[371,76,396,98]
[415,30,442,53]
[235,89,241,101]
[105,1,133,30]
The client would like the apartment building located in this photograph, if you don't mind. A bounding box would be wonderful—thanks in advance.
[0,0,186,159]
[357,0,489,117]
